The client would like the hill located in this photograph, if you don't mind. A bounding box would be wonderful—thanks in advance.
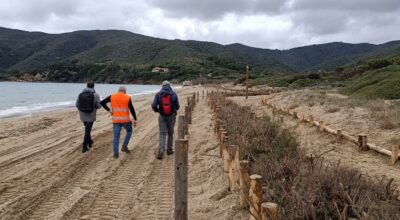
[1,27,400,83]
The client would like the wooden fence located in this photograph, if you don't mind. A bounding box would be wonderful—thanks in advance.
[260,98,400,165]
[175,92,198,220]
[206,91,279,220]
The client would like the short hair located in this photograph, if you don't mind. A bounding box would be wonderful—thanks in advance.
[118,86,126,92]
[162,80,170,86]
[87,82,94,88]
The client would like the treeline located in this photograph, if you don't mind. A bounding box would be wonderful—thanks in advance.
[5,56,248,83]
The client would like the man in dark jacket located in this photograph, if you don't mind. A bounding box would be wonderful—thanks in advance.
[151,81,180,160]
[76,82,101,153]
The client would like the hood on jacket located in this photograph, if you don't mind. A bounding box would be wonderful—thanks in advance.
[82,87,96,93]
[160,85,173,95]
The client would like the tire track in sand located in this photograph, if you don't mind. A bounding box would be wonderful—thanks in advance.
[60,100,174,220]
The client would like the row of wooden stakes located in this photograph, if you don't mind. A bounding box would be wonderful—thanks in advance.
[207,93,279,220]
[175,92,200,220]
[260,98,400,165]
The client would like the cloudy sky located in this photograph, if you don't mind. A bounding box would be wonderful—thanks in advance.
[0,0,400,49]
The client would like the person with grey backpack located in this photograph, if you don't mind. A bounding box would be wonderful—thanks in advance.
[76,82,101,153]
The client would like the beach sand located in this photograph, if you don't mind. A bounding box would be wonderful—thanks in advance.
[229,94,400,190]
[0,86,245,219]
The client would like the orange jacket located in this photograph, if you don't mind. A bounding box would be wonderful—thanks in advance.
[111,92,132,123]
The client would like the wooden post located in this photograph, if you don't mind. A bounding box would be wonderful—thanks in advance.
[239,160,250,207]
[222,137,230,172]
[293,111,297,119]
[220,131,227,158]
[184,106,189,135]
[246,65,249,100]
[261,202,278,220]
[228,145,239,191]
[202,90,204,99]
[178,116,185,139]
[319,121,325,132]
[391,145,399,165]
[308,115,314,124]
[358,134,368,151]
[234,145,240,191]
[197,92,199,103]
[249,174,263,220]
[188,105,192,124]
[174,139,189,220]
[336,129,342,137]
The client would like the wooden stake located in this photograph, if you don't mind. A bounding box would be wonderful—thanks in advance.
[246,65,249,100]
[234,144,240,191]
[261,202,278,220]
[249,174,263,220]
[293,111,297,119]
[222,137,230,172]
[239,160,250,206]
[178,116,185,139]
[308,115,314,124]
[220,131,227,158]
[174,139,189,220]
[319,121,325,132]
[337,129,342,139]
[391,145,399,165]
[228,145,239,191]
[358,134,368,151]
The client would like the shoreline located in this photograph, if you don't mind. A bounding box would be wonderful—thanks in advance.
[0,83,183,120]
[0,92,157,122]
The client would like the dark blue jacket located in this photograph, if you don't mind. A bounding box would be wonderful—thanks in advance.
[151,85,180,115]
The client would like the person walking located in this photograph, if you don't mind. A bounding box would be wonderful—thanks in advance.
[100,86,137,158]
[76,82,101,153]
[151,81,180,160]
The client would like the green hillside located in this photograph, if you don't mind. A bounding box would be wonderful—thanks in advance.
[1,27,400,83]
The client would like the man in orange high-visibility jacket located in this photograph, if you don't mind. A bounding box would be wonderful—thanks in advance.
[100,86,138,158]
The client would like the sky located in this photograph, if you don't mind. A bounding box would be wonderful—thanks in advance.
[0,0,400,49]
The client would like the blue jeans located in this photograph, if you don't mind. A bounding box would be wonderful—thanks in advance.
[83,121,94,148]
[113,122,132,156]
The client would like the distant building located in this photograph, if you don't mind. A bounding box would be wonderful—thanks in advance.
[183,81,193,86]
[152,67,170,73]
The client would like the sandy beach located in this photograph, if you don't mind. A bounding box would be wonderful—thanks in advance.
[0,86,245,220]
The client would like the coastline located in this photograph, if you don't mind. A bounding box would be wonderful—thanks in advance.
[0,82,182,120]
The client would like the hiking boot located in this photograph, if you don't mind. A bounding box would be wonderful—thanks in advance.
[167,149,174,155]
[89,140,94,148]
[121,146,130,153]
[82,144,89,153]
[113,154,119,159]
[157,150,164,160]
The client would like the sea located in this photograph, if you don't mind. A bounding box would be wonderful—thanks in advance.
[0,82,164,118]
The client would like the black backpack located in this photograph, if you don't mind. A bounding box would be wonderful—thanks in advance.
[78,91,95,113]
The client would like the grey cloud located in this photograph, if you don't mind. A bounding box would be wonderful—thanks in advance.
[0,0,400,49]
[291,0,400,12]
[0,0,80,24]
[147,0,289,20]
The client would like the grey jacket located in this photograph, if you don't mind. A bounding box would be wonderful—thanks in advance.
[76,88,101,122]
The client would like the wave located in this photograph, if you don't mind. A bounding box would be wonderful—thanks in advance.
[0,101,75,118]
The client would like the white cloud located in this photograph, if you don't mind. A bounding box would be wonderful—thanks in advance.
[0,0,399,49]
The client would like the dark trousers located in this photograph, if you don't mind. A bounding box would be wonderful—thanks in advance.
[158,115,176,152]
[83,121,94,148]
